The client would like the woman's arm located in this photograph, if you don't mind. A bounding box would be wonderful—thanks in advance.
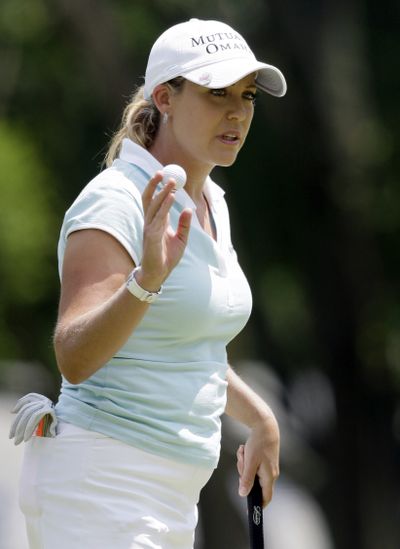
[54,228,148,384]
[225,365,280,507]
[54,173,192,384]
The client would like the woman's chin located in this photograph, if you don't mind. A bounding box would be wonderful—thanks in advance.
[215,155,239,168]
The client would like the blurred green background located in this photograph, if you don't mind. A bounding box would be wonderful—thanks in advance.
[1,1,399,548]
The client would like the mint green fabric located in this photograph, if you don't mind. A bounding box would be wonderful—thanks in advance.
[55,140,252,467]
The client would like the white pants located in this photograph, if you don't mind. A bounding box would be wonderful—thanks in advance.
[19,422,214,549]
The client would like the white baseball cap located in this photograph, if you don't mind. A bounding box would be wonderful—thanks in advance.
[143,18,287,100]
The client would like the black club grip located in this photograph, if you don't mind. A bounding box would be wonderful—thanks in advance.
[247,476,264,549]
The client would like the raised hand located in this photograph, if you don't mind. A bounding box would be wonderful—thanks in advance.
[136,171,192,291]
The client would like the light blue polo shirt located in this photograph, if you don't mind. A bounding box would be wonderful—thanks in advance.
[55,139,252,468]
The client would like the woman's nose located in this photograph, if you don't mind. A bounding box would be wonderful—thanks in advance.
[226,98,248,121]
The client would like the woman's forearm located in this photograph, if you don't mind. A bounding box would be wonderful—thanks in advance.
[225,365,280,504]
[54,283,150,384]
[225,365,276,427]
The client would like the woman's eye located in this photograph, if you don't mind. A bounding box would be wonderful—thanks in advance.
[210,88,256,103]
[244,91,257,103]
[210,89,226,97]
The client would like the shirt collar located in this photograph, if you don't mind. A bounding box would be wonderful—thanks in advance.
[118,138,225,210]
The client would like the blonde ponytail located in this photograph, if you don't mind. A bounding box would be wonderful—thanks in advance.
[104,78,185,168]
[104,86,158,167]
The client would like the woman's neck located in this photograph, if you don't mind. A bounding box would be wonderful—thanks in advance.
[149,138,213,204]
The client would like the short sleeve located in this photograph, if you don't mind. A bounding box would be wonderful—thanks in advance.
[57,167,144,278]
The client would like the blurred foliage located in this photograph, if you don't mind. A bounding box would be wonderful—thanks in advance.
[0,121,56,303]
[0,119,59,362]
[1,0,399,547]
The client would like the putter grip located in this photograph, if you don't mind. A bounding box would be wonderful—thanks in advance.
[247,476,264,549]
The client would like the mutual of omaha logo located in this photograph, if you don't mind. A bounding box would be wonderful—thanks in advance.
[190,33,251,55]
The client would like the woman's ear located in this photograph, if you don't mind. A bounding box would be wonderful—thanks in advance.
[151,84,172,117]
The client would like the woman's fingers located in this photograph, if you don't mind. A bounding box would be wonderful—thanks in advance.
[257,466,276,506]
[236,444,245,476]
[139,172,192,283]
[238,448,258,498]
[175,208,192,245]
[142,172,176,224]
[141,171,163,212]
[237,431,280,506]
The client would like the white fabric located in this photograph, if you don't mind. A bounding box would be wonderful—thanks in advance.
[143,18,287,98]
[19,422,213,549]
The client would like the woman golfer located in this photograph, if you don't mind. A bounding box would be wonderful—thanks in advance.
[14,18,286,549]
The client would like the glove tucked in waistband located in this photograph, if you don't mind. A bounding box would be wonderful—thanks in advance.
[9,392,57,445]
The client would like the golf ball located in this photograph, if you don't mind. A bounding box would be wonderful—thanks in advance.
[162,164,187,190]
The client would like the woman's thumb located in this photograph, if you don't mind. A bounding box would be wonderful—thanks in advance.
[239,460,257,497]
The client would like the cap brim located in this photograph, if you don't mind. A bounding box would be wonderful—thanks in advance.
[183,58,287,98]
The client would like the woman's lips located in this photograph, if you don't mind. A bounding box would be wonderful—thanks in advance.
[217,132,241,145]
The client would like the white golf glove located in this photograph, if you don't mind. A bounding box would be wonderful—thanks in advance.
[9,392,57,445]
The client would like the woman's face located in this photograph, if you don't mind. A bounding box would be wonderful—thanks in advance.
[168,74,257,171]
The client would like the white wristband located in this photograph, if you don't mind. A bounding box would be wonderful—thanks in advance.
[126,267,162,303]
